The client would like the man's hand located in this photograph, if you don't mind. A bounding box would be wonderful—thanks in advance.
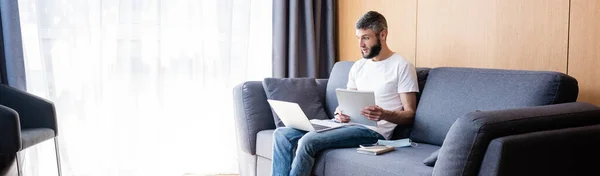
[361,105,386,121]
[361,92,417,124]
[334,107,351,123]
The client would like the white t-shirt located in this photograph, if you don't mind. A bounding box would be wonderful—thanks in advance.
[347,53,419,139]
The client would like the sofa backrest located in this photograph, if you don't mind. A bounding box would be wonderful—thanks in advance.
[325,61,431,138]
[410,67,579,146]
[324,61,354,117]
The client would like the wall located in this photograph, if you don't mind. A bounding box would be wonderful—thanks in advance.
[337,0,600,106]
[568,0,600,106]
[337,0,417,64]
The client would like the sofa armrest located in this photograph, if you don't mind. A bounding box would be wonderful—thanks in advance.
[233,81,276,155]
[478,124,600,176]
[0,85,57,134]
[0,105,22,153]
[434,102,600,176]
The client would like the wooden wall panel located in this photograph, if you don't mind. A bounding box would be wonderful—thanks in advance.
[415,0,569,72]
[568,0,600,105]
[337,0,416,64]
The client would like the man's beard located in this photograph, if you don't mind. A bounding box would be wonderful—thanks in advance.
[361,37,382,59]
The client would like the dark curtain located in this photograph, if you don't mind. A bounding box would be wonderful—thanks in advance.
[272,0,336,78]
[1,0,27,89]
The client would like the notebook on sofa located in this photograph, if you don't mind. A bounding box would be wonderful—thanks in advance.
[356,145,395,155]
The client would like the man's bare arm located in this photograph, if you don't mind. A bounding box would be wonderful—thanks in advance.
[362,92,417,125]
[382,92,417,124]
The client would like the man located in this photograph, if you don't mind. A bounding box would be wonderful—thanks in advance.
[271,11,419,176]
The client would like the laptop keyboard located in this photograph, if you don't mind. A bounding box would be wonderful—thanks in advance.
[311,124,331,131]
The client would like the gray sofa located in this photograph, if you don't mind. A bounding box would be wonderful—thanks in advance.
[233,61,600,176]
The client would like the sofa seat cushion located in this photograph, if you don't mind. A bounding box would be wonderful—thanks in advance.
[313,143,439,176]
[256,130,275,159]
[257,129,438,176]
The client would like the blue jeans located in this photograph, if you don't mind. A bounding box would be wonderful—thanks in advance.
[271,125,385,176]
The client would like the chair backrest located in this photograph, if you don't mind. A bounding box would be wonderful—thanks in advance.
[409,67,579,145]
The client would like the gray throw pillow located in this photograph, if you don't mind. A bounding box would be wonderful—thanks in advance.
[423,110,483,166]
[423,149,439,166]
[262,78,329,127]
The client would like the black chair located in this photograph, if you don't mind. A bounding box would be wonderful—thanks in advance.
[0,84,61,176]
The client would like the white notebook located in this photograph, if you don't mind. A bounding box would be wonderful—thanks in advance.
[335,89,378,127]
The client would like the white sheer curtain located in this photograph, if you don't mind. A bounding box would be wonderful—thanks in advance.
[17,0,272,175]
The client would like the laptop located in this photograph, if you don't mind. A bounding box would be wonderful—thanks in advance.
[267,99,344,132]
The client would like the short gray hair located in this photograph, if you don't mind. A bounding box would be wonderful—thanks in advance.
[355,11,388,33]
